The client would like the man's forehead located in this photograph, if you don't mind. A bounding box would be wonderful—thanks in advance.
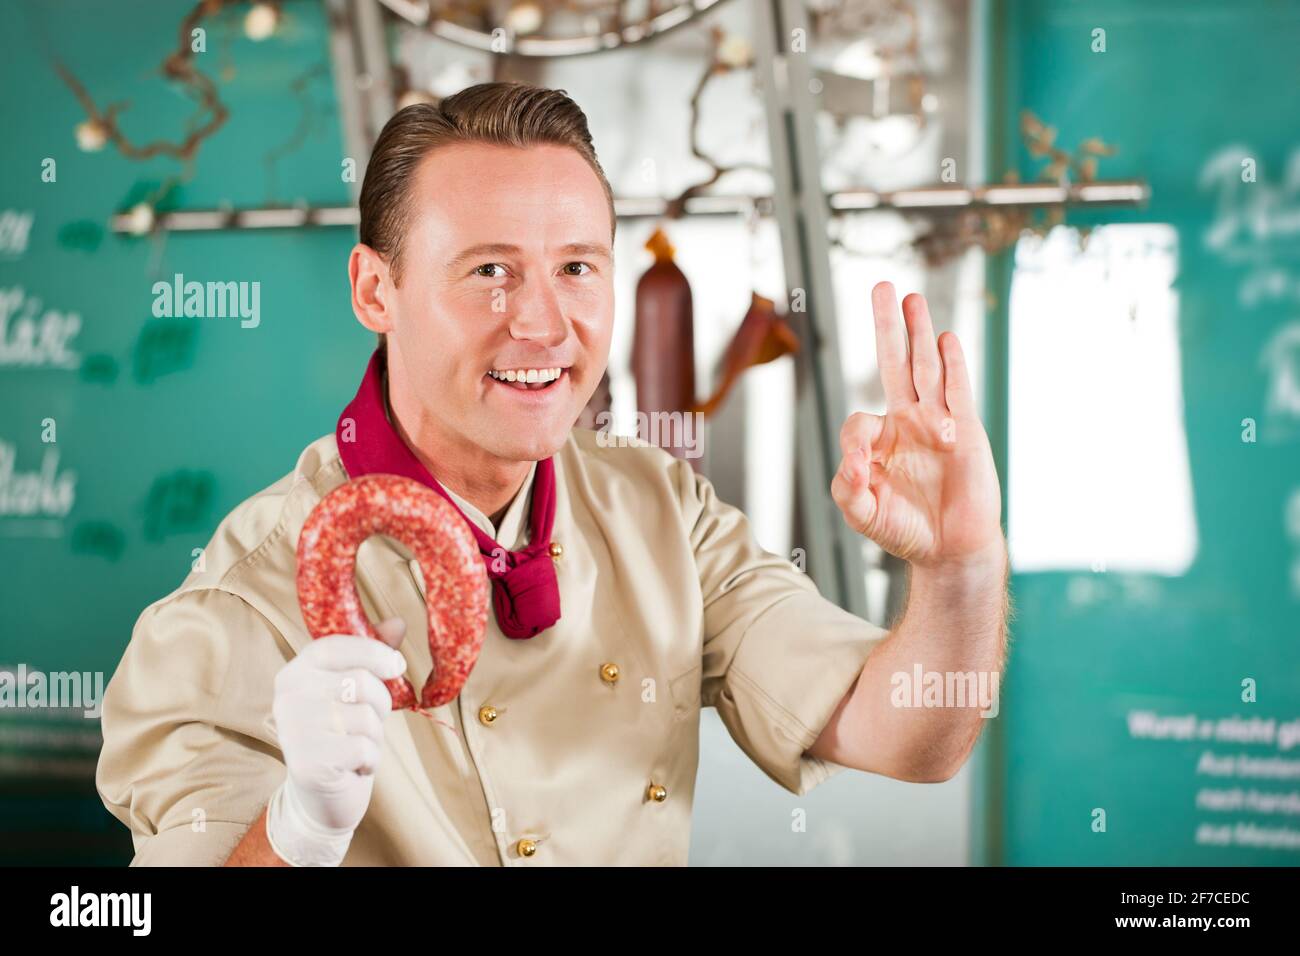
[410,142,608,222]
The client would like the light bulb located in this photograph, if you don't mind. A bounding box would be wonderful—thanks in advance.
[244,3,278,41]
[123,203,155,236]
[75,119,108,152]
[504,2,543,35]
[718,34,753,69]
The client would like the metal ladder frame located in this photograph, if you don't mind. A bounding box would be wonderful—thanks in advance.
[752,0,870,618]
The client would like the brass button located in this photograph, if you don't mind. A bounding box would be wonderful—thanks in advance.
[478,705,499,726]
[599,662,620,685]
[647,782,668,803]
[548,541,563,559]
[516,838,538,858]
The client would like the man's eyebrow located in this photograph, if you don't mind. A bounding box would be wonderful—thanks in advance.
[445,241,612,272]
[558,241,613,261]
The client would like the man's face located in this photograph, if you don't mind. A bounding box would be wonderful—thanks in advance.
[382,141,614,463]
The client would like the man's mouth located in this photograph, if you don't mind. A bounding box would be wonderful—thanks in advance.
[486,366,568,392]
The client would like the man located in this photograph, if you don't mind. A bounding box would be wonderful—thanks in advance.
[96,82,1007,866]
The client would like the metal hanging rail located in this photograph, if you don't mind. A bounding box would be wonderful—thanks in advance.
[108,180,1149,233]
[830,180,1148,211]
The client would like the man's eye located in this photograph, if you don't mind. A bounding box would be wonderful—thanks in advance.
[475,263,506,278]
[562,262,592,276]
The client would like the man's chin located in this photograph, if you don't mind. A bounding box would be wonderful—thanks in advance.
[477,423,571,464]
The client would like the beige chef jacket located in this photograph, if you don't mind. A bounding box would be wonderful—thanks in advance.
[96,427,888,865]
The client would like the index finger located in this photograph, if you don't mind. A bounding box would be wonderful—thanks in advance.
[871,281,919,409]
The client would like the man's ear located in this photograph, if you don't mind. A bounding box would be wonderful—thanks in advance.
[349,243,394,335]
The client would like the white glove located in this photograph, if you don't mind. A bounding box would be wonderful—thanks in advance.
[265,619,408,867]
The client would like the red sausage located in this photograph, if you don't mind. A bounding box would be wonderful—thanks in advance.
[631,226,696,467]
[296,474,489,711]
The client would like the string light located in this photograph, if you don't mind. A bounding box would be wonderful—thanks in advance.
[717,34,753,69]
[75,119,108,152]
[244,2,279,41]
[503,2,543,35]
[122,203,156,237]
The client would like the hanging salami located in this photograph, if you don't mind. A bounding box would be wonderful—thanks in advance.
[631,226,697,463]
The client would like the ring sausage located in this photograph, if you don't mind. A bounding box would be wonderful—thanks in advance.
[296,474,489,711]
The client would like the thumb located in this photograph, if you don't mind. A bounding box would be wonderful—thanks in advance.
[373,616,407,650]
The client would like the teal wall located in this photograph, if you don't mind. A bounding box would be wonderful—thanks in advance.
[0,0,367,863]
[987,0,1300,864]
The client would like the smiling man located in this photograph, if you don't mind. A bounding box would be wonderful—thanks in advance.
[95,82,1008,867]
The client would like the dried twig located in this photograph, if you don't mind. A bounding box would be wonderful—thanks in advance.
[52,0,235,164]
[664,25,770,219]
[906,113,1119,266]
[263,62,332,202]
[1020,109,1117,185]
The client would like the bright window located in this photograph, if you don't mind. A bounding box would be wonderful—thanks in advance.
[1008,224,1197,575]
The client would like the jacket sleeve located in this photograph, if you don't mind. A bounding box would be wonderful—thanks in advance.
[95,587,292,865]
[676,459,888,796]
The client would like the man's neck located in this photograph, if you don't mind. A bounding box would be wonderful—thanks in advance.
[384,371,529,526]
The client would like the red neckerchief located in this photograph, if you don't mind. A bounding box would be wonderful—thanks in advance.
[335,348,560,639]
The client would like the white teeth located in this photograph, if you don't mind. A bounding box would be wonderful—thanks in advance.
[489,367,563,384]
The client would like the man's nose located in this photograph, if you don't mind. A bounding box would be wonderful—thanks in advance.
[507,279,569,346]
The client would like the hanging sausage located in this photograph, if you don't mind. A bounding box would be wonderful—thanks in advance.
[631,226,697,465]
[692,291,800,418]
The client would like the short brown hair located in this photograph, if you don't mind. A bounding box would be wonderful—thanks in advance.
[358,82,616,350]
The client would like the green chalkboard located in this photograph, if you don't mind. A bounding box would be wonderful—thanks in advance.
[985,0,1300,864]
[0,0,365,863]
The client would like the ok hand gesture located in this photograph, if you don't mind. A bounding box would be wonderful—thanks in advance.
[831,282,1004,570]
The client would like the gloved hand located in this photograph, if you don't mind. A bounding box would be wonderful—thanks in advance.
[265,618,408,866]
